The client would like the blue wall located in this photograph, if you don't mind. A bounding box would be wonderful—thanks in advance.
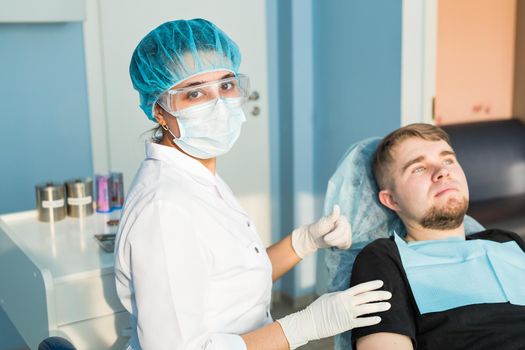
[0,22,93,349]
[312,0,402,297]
[313,0,402,197]
[276,0,300,298]
[272,0,403,299]
[0,23,93,215]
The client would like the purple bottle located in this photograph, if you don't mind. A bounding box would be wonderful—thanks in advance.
[95,175,112,213]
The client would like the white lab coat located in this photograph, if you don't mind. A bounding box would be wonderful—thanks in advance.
[114,142,273,350]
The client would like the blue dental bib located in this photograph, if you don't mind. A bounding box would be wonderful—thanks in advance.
[395,234,525,314]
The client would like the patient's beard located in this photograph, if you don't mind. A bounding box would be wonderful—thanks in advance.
[420,196,469,230]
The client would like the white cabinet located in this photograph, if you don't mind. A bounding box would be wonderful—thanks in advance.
[0,210,129,350]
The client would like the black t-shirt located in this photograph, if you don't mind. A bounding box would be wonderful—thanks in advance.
[350,229,525,350]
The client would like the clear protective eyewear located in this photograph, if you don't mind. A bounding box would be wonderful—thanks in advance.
[157,73,250,116]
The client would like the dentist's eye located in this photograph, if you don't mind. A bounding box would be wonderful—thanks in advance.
[443,158,454,165]
[221,82,235,91]
[186,90,204,100]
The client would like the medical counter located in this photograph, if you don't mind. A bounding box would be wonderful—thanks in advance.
[0,210,130,350]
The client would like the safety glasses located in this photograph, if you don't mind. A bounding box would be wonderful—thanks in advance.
[157,74,250,116]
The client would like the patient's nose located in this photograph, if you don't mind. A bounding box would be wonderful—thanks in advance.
[432,166,449,182]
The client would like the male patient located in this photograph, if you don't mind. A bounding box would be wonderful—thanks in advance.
[350,123,525,350]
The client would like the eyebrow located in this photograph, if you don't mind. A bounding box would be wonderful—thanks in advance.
[402,156,425,173]
[401,150,456,173]
[178,73,235,89]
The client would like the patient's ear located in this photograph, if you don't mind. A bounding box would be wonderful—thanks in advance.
[378,189,400,212]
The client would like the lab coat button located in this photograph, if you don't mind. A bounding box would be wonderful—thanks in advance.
[247,221,251,227]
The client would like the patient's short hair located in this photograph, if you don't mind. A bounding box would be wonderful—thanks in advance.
[373,123,452,189]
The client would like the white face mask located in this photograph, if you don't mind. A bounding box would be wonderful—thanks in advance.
[165,98,246,159]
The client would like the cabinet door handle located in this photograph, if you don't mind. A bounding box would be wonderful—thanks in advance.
[248,91,260,101]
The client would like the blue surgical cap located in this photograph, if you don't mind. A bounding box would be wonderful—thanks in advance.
[129,18,242,120]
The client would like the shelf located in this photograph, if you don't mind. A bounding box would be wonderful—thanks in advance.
[0,0,85,23]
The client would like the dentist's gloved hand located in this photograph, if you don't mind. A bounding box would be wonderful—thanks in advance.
[291,204,351,258]
[277,280,392,349]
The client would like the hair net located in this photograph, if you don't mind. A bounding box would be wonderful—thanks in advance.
[129,18,242,120]
[322,137,485,350]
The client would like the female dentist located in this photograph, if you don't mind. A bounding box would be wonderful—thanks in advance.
[114,18,391,350]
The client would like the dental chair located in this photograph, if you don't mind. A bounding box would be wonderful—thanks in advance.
[38,337,76,350]
[323,137,485,350]
[441,119,525,237]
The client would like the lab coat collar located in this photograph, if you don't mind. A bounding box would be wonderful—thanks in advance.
[145,142,248,216]
[145,142,218,187]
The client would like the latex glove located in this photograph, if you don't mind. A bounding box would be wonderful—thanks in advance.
[277,280,391,349]
[291,204,351,258]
